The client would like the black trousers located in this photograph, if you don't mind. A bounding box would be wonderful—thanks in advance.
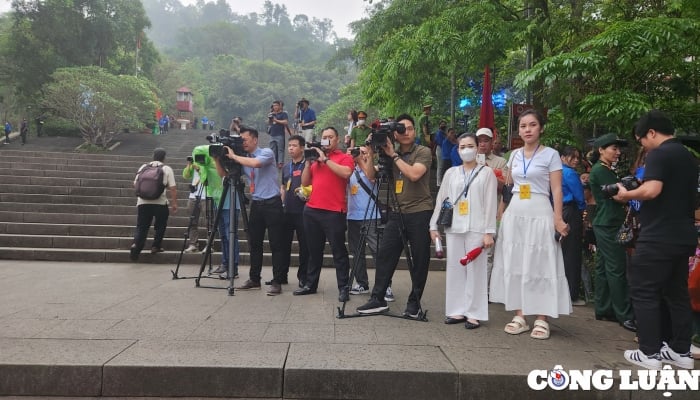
[628,241,695,355]
[281,211,308,284]
[562,203,583,301]
[247,197,285,283]
[303,207,349,291]
[132,204,169,253]
[370,210,432,308]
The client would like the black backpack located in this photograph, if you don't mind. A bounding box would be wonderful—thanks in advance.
[135,163,166,200]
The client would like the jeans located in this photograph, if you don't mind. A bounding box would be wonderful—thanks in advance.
[370,210,432,308]
[629,241,695,355]
[269,135,285,166]
[132,204,169,253]
[347,219,379,289]
[303,207,350,291]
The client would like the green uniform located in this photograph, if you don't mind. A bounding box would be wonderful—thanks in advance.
[588,161,633,323]
[350,125,371,147]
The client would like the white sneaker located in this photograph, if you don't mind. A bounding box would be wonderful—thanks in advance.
[349,284,369,295]
[660,342,695,369]
[571,299,586,306]
[184,245,198,253]
[384,286,395,302]
[624,349,662,370]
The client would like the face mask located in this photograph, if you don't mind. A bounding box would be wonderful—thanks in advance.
[459,147,477,162]
[357,119,366,126]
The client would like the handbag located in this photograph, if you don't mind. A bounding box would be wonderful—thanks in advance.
[501,156,515,204]
[615,207,639,247]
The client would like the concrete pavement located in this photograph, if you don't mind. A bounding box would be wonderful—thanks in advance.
[1,260,695,399]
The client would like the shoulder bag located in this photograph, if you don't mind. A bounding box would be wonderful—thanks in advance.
[438,166,485,227]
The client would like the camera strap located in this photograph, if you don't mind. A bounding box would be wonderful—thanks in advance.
[354,169,381,205]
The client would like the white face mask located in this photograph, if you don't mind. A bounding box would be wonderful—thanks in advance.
[459,147,477,162]
[357,119,366,126]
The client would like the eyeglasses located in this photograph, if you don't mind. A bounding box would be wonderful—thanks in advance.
[404,126,415,131]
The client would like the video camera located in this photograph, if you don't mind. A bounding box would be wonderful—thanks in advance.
[601,175,641,197]
[365,121,404,148]
[304,139,330,162]
[207,130,245,159]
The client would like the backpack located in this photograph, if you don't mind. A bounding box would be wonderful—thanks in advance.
[135,163,166,200]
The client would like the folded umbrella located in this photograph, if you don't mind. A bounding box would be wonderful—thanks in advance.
[460,246,484,266]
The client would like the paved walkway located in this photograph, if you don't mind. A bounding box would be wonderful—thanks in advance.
[2,260,694,399]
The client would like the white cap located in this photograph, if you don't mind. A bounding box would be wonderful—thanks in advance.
[476,128,493,138]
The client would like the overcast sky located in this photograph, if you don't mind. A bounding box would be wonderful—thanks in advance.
[0,0,371,39]
[182,0,369,39]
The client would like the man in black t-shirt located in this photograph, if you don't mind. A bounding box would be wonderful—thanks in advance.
[614,110,697,370]
[268,100,289,168]
[280,135,308,287]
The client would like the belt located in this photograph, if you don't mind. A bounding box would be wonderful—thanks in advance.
[302,125,315,130]
[251,196,281,206]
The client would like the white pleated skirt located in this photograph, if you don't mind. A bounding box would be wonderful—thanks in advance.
[445,231,489,321]
[489,194,572,318]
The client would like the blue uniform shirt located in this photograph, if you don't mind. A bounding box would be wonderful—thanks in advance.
[243,147,280,201]
[562,164,586,211]
[347,167,380,221]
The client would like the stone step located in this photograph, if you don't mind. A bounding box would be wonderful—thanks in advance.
[0,193,192,206]
[1,201,186,215]
[0,211,192,225]
[9,167,148,180]
[0,175,143,189]
[0,160,159,174]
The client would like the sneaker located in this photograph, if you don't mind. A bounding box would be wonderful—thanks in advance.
[150,247,164,254]
[349,284,369,295]
[384,286,395,302]
[571,299,587,306]
[129,247,139,262]
[403,302,421,319]
[220,273,239,280]
[184,244,199,253]
[623,349,662,370]
[356,297,389,314]
[211,265,226,274]
[660,342,695,369]
[267,281,282,296]
[236,279,261,290]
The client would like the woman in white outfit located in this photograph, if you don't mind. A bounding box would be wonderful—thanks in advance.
[430,132,497,329]
[489,109,572,339]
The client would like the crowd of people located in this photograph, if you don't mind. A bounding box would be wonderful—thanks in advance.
[129,104,698,370]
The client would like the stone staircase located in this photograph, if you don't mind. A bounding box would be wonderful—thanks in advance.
[0,129,445,271]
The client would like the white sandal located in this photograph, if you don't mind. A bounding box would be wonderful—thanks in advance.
[530,320,550,340]
[504,316,530,335]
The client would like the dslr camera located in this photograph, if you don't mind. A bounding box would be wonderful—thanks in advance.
[601,175,641,197]
[304,139,330,162]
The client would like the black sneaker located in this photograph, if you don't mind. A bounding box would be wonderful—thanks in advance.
[356,297,389,314]
[403,302,421,319]
[129,247,139,262]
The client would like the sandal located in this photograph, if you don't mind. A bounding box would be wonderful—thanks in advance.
[504,316,530,335]
[530,320,550,340]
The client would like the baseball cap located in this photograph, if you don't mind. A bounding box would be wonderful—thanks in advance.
[476,128,493,138]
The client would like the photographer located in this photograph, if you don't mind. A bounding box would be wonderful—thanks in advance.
[614,110,696,370]
[229,117,242,135]
[280,135,309,288]
[268,100,289,168]
[296,98,316,143]
[293,127,354,301]
[588,133,635,332]
[356,114,433,318]
[216,127,286,296]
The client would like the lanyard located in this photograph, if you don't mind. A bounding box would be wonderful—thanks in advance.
[460,166,477,198]
[522,145,540,180]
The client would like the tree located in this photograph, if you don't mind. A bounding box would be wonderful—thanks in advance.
[42,66,159,147]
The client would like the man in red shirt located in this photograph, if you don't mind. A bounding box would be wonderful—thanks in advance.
[293,127,354,301]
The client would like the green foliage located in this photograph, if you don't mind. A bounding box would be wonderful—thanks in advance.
[41,66,159,147]
[43,117,82,137]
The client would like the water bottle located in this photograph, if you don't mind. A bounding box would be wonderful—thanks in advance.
[434,237,444,259]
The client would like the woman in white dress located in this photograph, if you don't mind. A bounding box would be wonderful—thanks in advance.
[430,132,497,329]
[489,109,572,339]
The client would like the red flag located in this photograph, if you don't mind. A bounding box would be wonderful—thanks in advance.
[460,246,484,266]
[479,65,495,140]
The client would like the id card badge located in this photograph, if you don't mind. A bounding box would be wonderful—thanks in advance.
[519,183,531,200]
[476,153,486,166]
[286,179,291,191]
[395,180,404,194]
[350,184,359,195]
[458,200,469,215]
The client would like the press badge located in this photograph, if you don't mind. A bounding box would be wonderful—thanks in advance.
[519,183,531,199]
[350,184,359,195]
[286,179,291,191]
[458,200,469,215]
[395,179,404,193]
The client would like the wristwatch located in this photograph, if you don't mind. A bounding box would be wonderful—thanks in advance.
[392,154,400,162]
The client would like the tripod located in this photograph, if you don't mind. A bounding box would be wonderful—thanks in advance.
[171,184,215,279]
[337,158,428,321]
[195,167,249,295]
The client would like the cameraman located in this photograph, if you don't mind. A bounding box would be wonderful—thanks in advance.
[229,117,242,135]
[296,98,316,143]
[293,127,354,301]
[216,127,286,296]
[356,114,433,318]
[614,110,696,370]
[268,100,289,168]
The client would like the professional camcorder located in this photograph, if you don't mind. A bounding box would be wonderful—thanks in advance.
[365,121,404,148]
[304,139,330,162]
[601,175,641,198]
[207,130,245,158]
